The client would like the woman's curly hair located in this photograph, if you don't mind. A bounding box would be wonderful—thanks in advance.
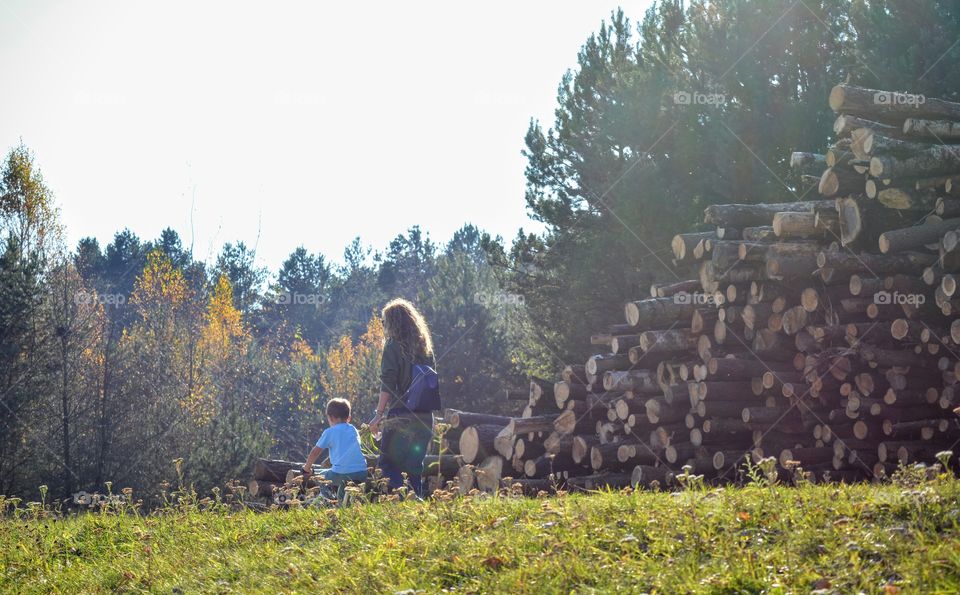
[381,298,434,361]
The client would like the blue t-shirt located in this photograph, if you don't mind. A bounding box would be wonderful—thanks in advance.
[316,423,368,474]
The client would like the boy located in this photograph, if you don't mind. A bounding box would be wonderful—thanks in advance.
[302,398,368,503]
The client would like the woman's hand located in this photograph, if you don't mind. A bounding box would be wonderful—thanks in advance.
[369,413,384,437]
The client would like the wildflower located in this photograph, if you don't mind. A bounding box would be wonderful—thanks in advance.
[935,451,953,468]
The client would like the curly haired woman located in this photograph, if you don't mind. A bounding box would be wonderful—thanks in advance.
[368,298,437,497]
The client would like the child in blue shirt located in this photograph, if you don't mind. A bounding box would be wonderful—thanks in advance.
[302,398,368,502]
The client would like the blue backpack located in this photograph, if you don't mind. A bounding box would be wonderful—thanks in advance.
[404,364,441,412]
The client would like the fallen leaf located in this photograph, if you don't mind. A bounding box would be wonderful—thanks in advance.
[483,556,505,570]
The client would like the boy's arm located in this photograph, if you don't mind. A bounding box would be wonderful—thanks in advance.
[303,446,324,475]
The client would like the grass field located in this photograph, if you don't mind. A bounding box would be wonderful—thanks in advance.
[2,466,960,594]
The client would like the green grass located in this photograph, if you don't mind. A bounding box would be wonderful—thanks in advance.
[2,472,960,593]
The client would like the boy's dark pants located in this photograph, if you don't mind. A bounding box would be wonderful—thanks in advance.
[321,470,368,502]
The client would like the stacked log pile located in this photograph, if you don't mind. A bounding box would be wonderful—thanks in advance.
[438,84,960,494]
[249,84,960,498]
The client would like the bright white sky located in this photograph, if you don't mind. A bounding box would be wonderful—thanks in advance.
[1,0,652,271]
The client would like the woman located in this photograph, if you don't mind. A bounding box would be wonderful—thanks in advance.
[369,298,437,497]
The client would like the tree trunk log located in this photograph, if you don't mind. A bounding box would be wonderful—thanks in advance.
[703,201,835,228]
[624,297,699,329]
[460,424,508,464]
[447,410,512,429]
[818,250,938,279]
[879,217,960,253]
[830,84,960,122]
[902,117,960,140]
[870,146,960,179]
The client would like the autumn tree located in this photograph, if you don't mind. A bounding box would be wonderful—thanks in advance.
[320,314,385,428]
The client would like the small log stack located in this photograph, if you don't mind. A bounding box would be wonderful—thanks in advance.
[248,457,379,503]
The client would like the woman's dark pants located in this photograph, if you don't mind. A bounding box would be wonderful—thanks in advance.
[377,411,433,497]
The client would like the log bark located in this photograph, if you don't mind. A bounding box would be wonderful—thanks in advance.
[826,140,854,167]
[524,453,580,478]
[423,454,464,479]
[460,424,508,464]
[902,117,960,140]
[818,250,938,280]
[818,167,864,197]
[652,279,701,298]
[631,464,674,488]
[571,435,602,464]
[830,84,960,122]
[514,437,546,460]
[638,329,699,354]
[834,113,903,137]
[672,232,716,262]
[529,378,554,405]
[870,146,960,179]
[624,297,698,328]
[836,196,923,248]
[554,380,588,408]
[608,334,640,355]
[742,407,793,425]
[553,409,598,436]
[645,396,687,424]
[862,130,940,157]
[859,345,939,369]
[585,353,632,376]
[509,415,560,436]
[603,370,659,394]
[474,456,503,493]
[791,152,827,175]
[703,201,835,228]
[567,472,633,491]
[456,465,476,493]
[742,226,777,242]
[248,479,283,498]
[936,197,960,217]
[876,187,939,211]
[447,410,512,429]
[697,381,755,402]
[562,365,588,385]
[590,443,630,471]
[879,217,960,253]
[543,432,576,455]
[253,459,324,483]
[773,212,821,238]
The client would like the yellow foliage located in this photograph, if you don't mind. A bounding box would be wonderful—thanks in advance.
[129,250,188,321]
[201,275,246,359]
[189,275,251,422]
[319,313,384,419]
[289,334,321,411]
